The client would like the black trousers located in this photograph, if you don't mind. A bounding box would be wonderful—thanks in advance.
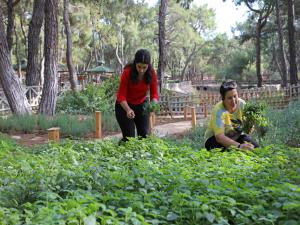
[115,101,149,142]
[205,134,259,151]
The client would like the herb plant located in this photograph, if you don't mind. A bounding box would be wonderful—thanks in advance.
[242,101,268,135]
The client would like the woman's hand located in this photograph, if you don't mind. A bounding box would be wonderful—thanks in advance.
[126,109,135,119]
[239,142,254,151]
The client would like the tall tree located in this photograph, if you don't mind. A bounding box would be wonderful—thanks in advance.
[25,0,45,86]
[38,0,58,115]
[63,0,78,90]
[275,0,288,87]
[0,3,31,115]
[245,0,274,87]
[287,0,298,85]
[158,0,167,91]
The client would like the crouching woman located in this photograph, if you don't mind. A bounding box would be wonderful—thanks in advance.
[204,80,259,151]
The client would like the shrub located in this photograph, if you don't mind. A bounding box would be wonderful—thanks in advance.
[259,99,300,147]
[56,76,120,115]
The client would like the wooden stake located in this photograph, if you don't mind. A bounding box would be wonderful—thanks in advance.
[204,102,207,118]
[150,112,155,135]
[184,105,188,120]
[191,107,196,129]
[47,127,60,142]
[95,111,102,138]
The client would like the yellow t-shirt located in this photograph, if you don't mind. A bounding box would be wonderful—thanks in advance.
[204,98,245,142]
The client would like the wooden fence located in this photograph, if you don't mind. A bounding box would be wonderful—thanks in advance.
[159,84,300,118]
[1,84,299,117]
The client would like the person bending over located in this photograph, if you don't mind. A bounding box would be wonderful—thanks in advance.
[204,80,259,151]
[115,49,159,143]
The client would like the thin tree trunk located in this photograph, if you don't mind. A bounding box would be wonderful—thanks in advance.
[26,0,45,86]
[115,44,124,68]
[158,0,167,91]
[256,19,263,87]
[19,10,28,57]
[244,0,273,87]
[14,25,21,77]
[275,0,288,87]
[6,0,14,52]
[63,0,78,91]
[38,0,58,115]
[287,0,298,85]
[0,5,31,115]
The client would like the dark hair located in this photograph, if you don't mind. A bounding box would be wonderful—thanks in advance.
[129,49,153,84]
[220,80,237,100]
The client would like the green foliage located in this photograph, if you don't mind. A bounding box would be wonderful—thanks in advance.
[143,101,161,115]
[56,76,120,115]
[0,137,299,224]
[166,123,208,150]
[242,101,268,135]
[51,114,95,137]
[56,90,89,114]
[0,115,36,133]
[0,114,99,138]
[259,99,300,147]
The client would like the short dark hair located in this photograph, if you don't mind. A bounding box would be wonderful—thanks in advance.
[220,80,237,100]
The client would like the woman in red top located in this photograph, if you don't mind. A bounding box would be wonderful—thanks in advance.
[115,49,159,143]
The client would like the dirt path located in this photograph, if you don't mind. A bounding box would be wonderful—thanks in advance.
[9,118,208,146]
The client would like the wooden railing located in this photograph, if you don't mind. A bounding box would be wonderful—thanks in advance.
[159,84,300,118]
[1,84,299,117]
[0,84,74,115]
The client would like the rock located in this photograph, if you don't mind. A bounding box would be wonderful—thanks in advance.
[11,135,22,140]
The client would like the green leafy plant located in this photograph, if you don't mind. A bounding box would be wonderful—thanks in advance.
[143,101,160,115]
[242,101,268,135]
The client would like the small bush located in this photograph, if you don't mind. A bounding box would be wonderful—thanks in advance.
[56,76,120,115]
[260,99,300,147]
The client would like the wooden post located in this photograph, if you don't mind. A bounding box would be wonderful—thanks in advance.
[47,127,60,142]
[95,111,102,138]
[150,112,155,135]
[184,105,188,120]
[204,102,207,118]
[191,107,196,129]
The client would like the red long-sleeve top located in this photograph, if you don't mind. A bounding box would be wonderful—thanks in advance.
[116,66,159,105]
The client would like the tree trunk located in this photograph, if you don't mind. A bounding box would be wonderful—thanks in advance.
[14,25,21,77]
[38,0,58,116]
[158,0,167,91]
[275,0,288,87]
[256,19,263,87]
[0,6,31,115]
[287,0,298,85]
[26,0,45,86]
[6,0,14,52]
[63,0,78,91]
[244,1,274,87]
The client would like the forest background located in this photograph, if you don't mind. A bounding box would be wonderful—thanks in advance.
[0,0,299,115]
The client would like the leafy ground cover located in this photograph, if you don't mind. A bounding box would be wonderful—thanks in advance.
[0,135,299,224]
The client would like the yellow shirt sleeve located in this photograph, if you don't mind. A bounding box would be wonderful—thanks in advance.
[211,107,226,136]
